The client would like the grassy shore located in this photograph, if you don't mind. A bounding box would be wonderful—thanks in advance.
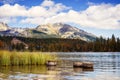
[0,51,57,66]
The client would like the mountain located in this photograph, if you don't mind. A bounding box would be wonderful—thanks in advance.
[0,22,9,31]
[36,23,97,41]
[0,22,97,41]
[0,22,25,36]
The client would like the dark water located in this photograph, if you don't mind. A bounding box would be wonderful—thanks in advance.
[0,52,120,80]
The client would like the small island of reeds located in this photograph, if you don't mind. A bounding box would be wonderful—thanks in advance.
[0,51,57,66]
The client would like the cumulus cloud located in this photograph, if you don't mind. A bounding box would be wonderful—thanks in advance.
[0,17,17,23]
[49,3,120,29]
[0,4,27,17]
[0,0,70,17]
[41,0,54,7]
[0,0,120,29]
[45,3,120,29]
[42,3,120,29]
[21,17,46,24]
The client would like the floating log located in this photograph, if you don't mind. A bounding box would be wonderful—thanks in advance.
[46,60,57,66]
[73,62,93,68]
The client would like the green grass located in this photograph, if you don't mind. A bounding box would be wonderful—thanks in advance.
[0,51,57,66]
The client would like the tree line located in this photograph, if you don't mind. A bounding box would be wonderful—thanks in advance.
[0,35,119,52]
[86,35,120,52]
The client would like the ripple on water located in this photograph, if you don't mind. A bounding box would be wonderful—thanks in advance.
[0,52,120,80]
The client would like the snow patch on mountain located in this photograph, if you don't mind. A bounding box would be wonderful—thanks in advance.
[36,23,97,41]
[0,22,9,31]
[0,22,97,41]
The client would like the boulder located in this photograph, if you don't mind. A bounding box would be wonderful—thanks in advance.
[46,60,57,66]
[73,62,93,68]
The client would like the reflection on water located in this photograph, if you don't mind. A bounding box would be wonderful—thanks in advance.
[0,66,61,80]
[0,52,120,80]
[73,67,94,73]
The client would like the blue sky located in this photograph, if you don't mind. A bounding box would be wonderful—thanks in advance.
[0,0,120,38]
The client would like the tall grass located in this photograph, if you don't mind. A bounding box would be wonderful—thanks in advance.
[0,51,57,66]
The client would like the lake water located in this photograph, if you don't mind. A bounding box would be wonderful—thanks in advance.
[0,52,120,80]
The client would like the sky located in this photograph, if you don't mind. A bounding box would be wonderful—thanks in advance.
[0,0,120,38]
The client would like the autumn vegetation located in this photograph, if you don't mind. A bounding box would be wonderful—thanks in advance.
[0,35,119,52]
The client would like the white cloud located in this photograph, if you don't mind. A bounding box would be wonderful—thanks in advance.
[21,17,46,24]
[0,4,27,17]
[0,0,120,30]
[44,3,120,29]
[41,0,54,7]
[27,6,47,17]
[0,17,17,23]
[0,0,70,18]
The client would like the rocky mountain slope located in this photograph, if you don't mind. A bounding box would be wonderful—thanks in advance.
[0,22,9,31]
[0,22,97,41]
[36,23,96,41]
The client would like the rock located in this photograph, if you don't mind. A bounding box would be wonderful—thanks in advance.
[73,62,83,67]
[46,60,57,66]
[73,62,93,68]
[83,62,93,68]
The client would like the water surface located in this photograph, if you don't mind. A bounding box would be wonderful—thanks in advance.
[0,52,120,80]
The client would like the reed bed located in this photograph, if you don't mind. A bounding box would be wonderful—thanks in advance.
[0,51,57,66]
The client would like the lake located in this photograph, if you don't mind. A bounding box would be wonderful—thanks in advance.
[0,52,120,80]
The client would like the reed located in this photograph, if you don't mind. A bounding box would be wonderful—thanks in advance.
[0,51,57,66]
[0,51,11,66]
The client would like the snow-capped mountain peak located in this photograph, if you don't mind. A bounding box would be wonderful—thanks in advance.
[36,23,97,41]
[0,22,97,41]
[0,22,9,31]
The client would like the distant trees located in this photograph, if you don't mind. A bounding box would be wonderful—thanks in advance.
[0,35,119,52]
[0,40,4,49]
[83,34,120,52]
[11,43,25,51]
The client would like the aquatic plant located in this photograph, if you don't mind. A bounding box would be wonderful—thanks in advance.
[0,51,57,66]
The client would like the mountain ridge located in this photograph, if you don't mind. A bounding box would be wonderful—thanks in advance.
[0,22,97,41]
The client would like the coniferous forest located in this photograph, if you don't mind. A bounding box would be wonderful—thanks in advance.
[0,34,119,52]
